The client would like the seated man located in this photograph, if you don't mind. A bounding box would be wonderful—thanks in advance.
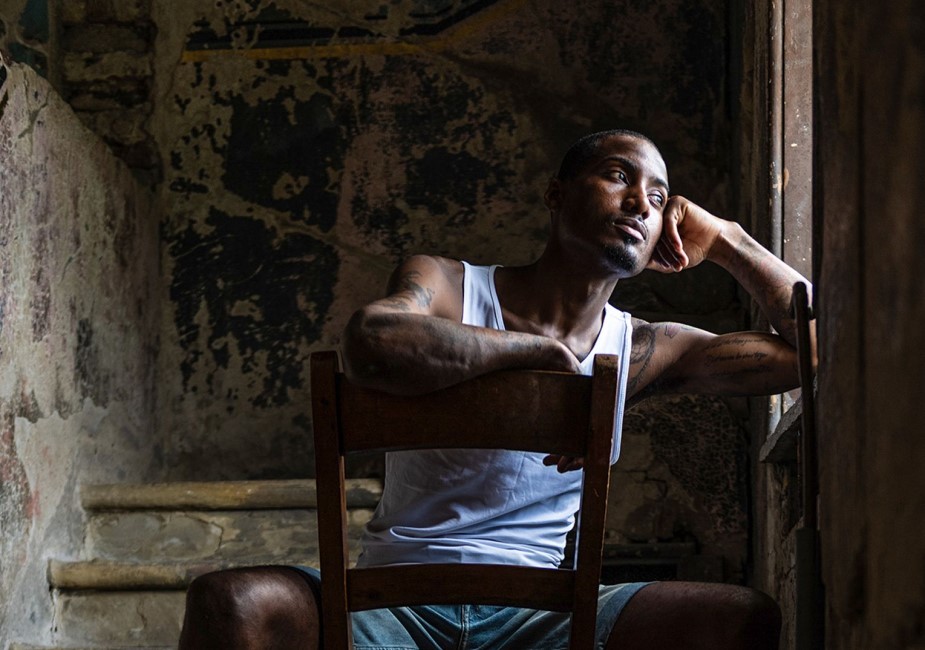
[180,129,801,649]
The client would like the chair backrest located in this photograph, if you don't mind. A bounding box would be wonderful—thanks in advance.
[310,350,621,650]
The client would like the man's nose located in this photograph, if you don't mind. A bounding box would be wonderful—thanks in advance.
[621,190,650,218]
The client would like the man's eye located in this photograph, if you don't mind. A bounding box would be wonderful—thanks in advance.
[649,194,665,206]
[609,170,628,182]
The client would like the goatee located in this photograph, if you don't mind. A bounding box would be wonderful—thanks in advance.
[603,244,637,273]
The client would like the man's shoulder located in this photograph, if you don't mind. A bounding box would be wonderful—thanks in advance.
[390,255,466,302]
[401,254,465,275]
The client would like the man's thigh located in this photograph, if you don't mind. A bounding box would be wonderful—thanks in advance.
[607,581,782,650]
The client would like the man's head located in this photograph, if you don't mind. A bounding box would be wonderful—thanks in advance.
[555,129,663,183]
[545,130,670,278]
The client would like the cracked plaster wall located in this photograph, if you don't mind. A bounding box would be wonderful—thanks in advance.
[0,59,160,646]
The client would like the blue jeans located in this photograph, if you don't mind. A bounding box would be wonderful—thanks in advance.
[295,567,648,649]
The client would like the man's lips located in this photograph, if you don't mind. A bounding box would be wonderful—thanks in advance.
[609,218,646,242]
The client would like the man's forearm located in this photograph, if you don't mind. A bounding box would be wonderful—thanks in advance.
[709,222,811,347]
[342,308,579,395]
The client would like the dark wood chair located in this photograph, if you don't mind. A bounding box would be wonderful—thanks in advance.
[310,350,621,650]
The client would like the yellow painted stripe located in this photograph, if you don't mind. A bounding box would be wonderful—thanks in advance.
[180,0,528,63]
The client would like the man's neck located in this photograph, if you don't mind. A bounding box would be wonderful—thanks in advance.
[493,253,618,358]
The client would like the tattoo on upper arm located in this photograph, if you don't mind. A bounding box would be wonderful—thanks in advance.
[661,323,695,339]
[387,271,435,309]
[379,296,414,312]
[628,325,657,394]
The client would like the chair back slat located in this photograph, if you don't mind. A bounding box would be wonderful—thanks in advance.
[347,564,575,611]
[336,370,593,456]
[311,351,620,650]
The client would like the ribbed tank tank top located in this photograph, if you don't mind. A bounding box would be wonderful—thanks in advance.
[357,262,633,569]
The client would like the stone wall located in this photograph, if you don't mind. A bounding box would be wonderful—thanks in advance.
[60,0,159,179]
[0,0,55,83]
[0,59,160,646]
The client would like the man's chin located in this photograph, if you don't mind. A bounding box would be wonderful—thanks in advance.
[603,244,644,276]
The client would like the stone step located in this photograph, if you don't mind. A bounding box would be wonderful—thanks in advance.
[48,558,331,591]
[30,480,383,649]
[79,479,379,563]
[9,642,176,650]
[53,591,185,647]
[84,507,372,563]
[80,478,382,511]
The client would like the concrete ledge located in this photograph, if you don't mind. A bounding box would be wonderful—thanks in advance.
[80,478,382,511]
[48,558,324,590]
[11,645,172,650]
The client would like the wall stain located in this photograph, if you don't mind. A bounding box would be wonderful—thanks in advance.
[17,96,47,140]
[0,62,8,120]
[75,318,110,407]
[221,88,344,230]
[167,208,338,406]
[0,408,31,586]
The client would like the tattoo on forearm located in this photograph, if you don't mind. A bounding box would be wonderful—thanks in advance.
[704,350,769,366]
[701,335,771,350]
[725,238,802,342]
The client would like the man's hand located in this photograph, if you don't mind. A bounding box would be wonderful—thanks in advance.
[646,196,726,273]
[542,454,584,473]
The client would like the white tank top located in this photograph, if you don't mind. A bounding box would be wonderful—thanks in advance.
[357,263,633,569]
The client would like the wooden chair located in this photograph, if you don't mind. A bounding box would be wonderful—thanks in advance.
[310,350,621,650]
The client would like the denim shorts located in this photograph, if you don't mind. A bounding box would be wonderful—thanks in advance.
[295,566,648,650]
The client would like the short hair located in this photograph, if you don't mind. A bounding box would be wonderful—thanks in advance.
[555,129,661,181]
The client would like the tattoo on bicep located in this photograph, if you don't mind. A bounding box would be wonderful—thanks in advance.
[379,296,414,312]
[389,271,435,309]
[662,323,695,339]
[627,325,657,394]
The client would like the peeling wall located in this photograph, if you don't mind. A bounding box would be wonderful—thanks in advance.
[0,59,160,646]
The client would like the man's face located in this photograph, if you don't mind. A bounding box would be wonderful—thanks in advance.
[548,135,669,277]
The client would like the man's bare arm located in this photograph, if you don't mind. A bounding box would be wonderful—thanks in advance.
[627,320,799,401]
[634,197,813,397]
[342,255,580,395]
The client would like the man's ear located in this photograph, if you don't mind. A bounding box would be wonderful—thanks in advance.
[544,177,562,213]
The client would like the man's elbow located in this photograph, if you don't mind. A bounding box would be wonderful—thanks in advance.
[341,307,382,384]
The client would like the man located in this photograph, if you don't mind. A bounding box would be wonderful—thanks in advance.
[180,129,803,648]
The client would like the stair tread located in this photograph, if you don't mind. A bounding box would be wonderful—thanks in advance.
[80,478,382,511]
[48,558,332,590]
[11,645,173,650]
[83,506,369,563]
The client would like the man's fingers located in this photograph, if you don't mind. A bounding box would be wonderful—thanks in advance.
[558,457,583,472]
[542,454,585,472]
